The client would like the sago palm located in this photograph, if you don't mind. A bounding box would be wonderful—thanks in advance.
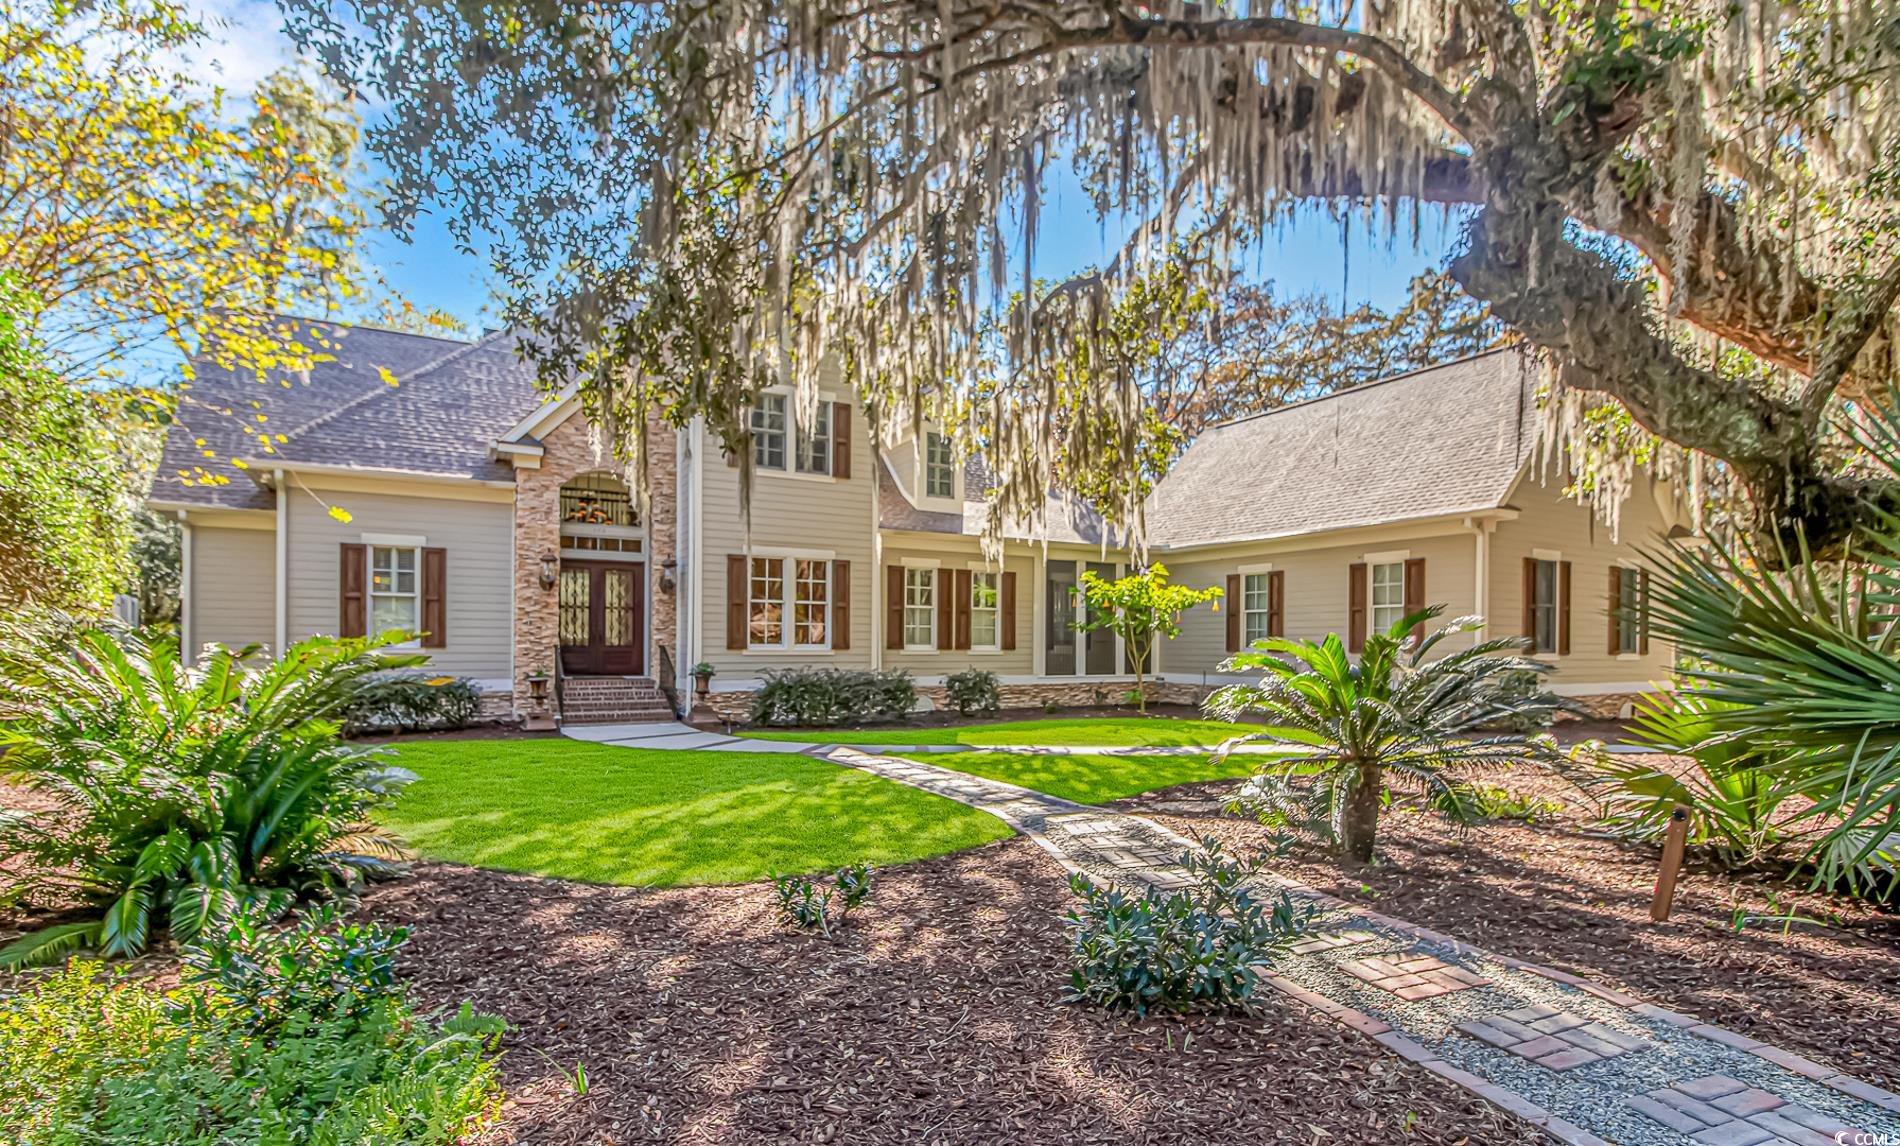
[0,621,423,966]
[1206,609,1565,863]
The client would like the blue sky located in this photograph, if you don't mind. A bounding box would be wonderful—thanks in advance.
[190,0,1461,333]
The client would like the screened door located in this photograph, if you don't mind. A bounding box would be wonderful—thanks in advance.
[558,560,644,675]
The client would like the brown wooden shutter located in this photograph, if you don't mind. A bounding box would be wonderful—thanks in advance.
[1522,557,1538,639]
[339,543,366,638]
[1225,573,1242,652]
[1267,570,1285,638]
[832,561,851,650]
[1347,562,1367,653]
[831,402,852,479]
[1638,569,1651,656]
[726,555,748,650]
[1001,571,1017,651]
[886,565,905,650]
[1558,560,1573,656]
[421,547,447,648]
[953,569,972,650]
[1403,557,1425,635]
[1607,565,1624,655]
[936,570,953,650]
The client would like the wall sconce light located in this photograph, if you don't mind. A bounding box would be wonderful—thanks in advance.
[538,551,558,589]
[1210,597,1221,614]
[659,558,677,593]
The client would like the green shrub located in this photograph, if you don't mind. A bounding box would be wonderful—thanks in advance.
[1470,784,1565,823]
[943,669,1001,717]
[0,623,422,967]
[770,861,874,938]
[1484,669,1563,733]
[341,672,483,734]
[0,908,504,1145]
[750,667,915,726]
[1065,838,1314,1015]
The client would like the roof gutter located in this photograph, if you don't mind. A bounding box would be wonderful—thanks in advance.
[1149,507,1521,555]
[238,459,517,490]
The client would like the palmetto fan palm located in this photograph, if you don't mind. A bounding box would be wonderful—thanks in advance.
[0,622,424,967]
[1641,399,1900,895]
[1206,609,1566,863]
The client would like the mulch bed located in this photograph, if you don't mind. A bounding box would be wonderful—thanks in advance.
[367,840,1526,1144]
[1124,769,1900,1092]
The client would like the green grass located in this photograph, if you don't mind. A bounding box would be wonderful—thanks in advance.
[904,751,1260,805]
[739,714,1252,748]
[378,739,1011,887]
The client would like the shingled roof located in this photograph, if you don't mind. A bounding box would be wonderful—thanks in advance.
[152,319,545,510]
[875,456,1119,546]
[1145,349,1537,548]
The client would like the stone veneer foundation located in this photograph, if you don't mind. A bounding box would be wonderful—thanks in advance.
[511,409,679,719]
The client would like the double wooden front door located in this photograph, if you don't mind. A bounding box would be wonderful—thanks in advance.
[558,560,644,676]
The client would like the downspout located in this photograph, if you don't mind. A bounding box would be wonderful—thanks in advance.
[177,510,193,660]
[274,469,288,657]
[870,453,884,671]
[677,417,695,698]
[1468,516,1494,635]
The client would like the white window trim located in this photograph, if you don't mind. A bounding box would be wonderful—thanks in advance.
[1614,559,1646,660]
[745,552,836,653]
[902,565,938,652]
[1239,568,1275,646]
[921,430,959,502]
[751,387,846,482]
[1366,556,1407,636]
[968,568,1003,653]
[368,544,423,649]
[362,531,427,547]
[1527,551,1563,657]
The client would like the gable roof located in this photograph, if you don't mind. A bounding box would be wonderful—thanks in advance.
[876,455,1119,546]
[152,319,544,509]
[1145,349,1537,548]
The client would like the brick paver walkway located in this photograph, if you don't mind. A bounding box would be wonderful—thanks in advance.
[823,746,1900,1146]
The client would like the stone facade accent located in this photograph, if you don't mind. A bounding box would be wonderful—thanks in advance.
[511,408,679,719]
[1561,691,1645,721]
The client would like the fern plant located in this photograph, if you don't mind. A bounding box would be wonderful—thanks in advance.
[0,621,423,966]
[1206,608,1566,863]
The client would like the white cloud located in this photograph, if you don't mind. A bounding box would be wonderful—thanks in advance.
[170,0,302,100]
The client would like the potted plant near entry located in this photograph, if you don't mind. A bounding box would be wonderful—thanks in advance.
[686,662,722,730]
[523,665,556,731]
[691,661,715,699]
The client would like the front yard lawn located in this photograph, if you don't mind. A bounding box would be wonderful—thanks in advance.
[905,751,1258,804]
[380,739,1010,886]
[742,714,1249,748]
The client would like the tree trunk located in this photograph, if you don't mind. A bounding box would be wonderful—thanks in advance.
[1339,761,1383,864]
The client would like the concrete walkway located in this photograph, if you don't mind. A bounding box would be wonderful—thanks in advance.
[820,746,1900,1146]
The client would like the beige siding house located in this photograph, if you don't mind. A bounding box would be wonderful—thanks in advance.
[151,325,1687,725]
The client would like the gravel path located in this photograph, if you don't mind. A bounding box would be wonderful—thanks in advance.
[827,747,1900,1146]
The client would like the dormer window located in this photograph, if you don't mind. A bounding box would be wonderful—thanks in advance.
[924,431,955,499]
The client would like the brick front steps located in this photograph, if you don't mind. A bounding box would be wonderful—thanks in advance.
[559,677,677,725]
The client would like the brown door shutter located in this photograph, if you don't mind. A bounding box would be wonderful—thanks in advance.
[1403,557,1425,636]
[1347,562,1367,653]
[1607,565,1624,655]
[953,568,973,649]
[339,543,366,638]
[726,554,748,650]
[1522,557,1538,639]
[421,547,447,648]
[831,402,852,480]
[1225,573,1242,652]
[1001,571,1017,651]
[1638,569,1651,656]
[1558,560,1573,656]
[937,570,954,650]
[1267,570,1285,638]
[886,565,905,650]
[832,561,851,650]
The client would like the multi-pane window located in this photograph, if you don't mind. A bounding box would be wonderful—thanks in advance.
[795,403,832,475]
[924,431,956,498]
[793,559,829,646]
[1369,561,1405,634]
[748,557,785,647]
[970,570,1000,649]
[1530,558,1560,653]
[903,567,937,649]
[752,394,836,475]
[1242,572,1273,644]
[369,546,419,635]
[749,557,831,648]
[1614,566,1647,655]
[751,395,788,470]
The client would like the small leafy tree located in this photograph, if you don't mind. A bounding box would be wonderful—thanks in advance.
[1075,562,1221,713]
[1207,609,1565,864]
